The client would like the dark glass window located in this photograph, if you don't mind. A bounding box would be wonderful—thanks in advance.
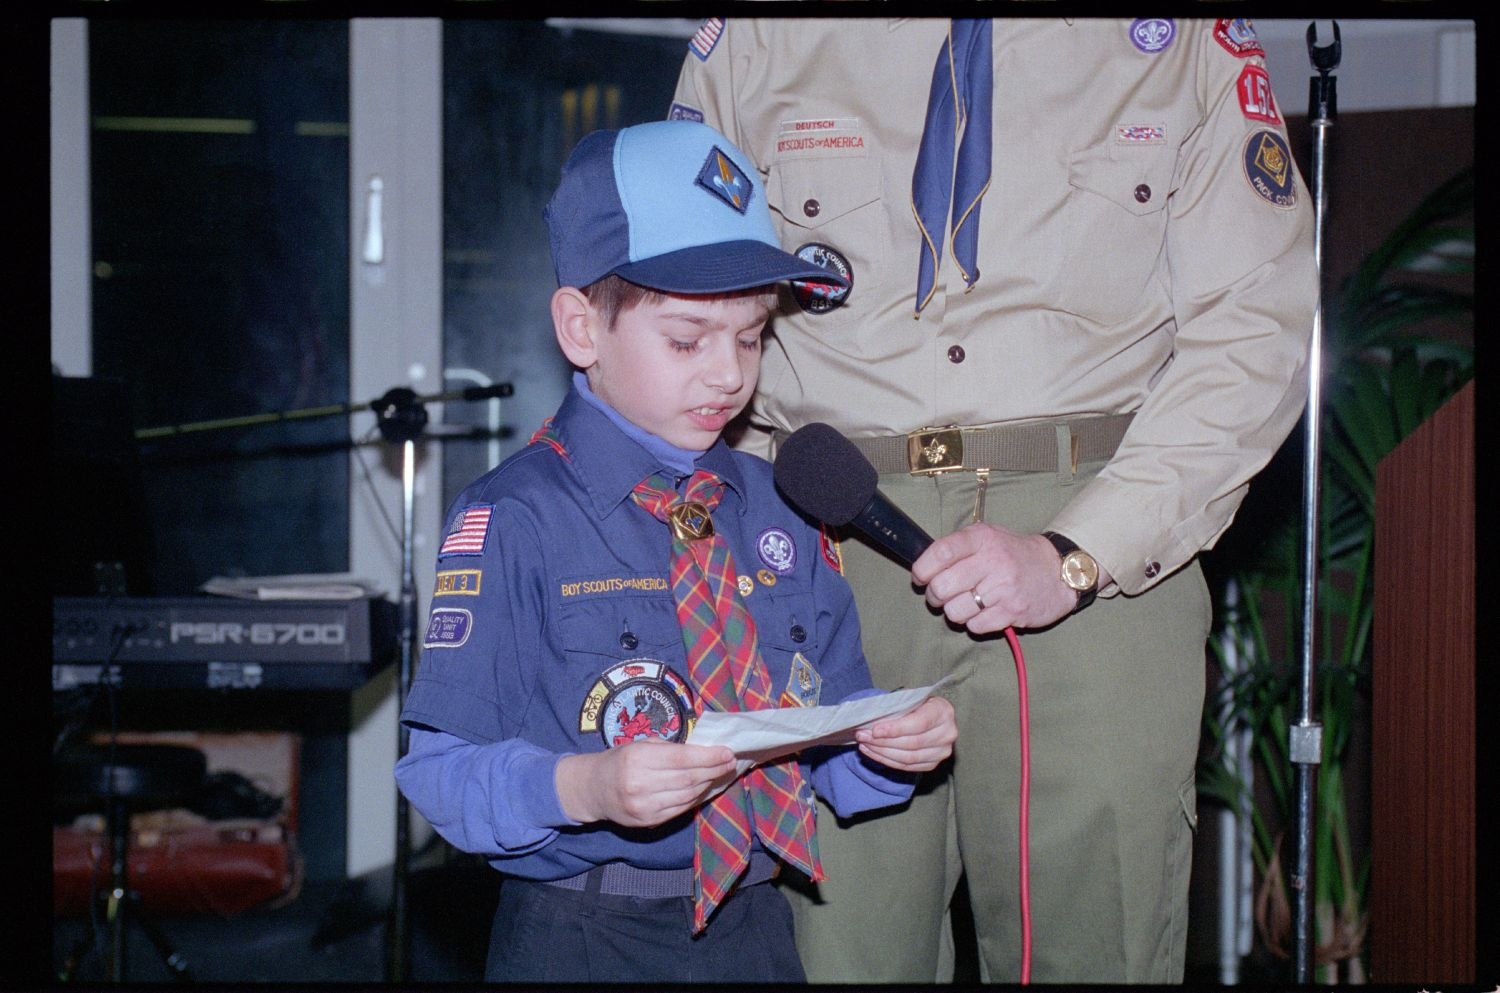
[439,21,687,508]
[89,20,351,594]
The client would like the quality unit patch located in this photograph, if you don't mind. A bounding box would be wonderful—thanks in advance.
[1129,19,1175,54]
[668,102,705,123]
[423,607,473,649]
[790,243,853,314]
[579,659,696,747]
[1236,65,1282,124]
[1214,18,1265,58]
[697,146,752,214]
[757,527,797,573]
[1242,130,1297,208]
[440,504,493,557]
[434,569,482,597]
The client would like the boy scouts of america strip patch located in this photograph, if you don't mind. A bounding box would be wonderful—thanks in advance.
[440,504,493,556]
[689,18,724,61]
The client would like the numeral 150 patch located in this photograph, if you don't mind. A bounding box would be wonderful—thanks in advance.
[1236,65,1281,124]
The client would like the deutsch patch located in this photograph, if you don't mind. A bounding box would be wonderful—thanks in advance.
[1129,19,1176,54]
[779,653,822,708]
[737,574,755,598]
[579,659,696,747]
[757,527,797,574]
[789,243,853,314]
[819,525,844,575]
[440,503,493,557]
[668,102,704,123]
[1236,64,1281,124]
[1214,18,1265,58]
[434,569,482,597]
[689,18,724,62]
[697,145,752,214]
[1242,130,1297,209]
[423,607,473,649]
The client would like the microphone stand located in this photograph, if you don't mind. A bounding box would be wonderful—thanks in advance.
[1291,21,1339,986]
[136,381,513,983]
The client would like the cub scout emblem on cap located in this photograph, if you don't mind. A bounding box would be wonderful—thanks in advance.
[579,660,696,747]
[781,653,822,708]
[1129,19,1175,54]
[697,147,752,214]
[1243,130,1297,208]
[757,527,797,573]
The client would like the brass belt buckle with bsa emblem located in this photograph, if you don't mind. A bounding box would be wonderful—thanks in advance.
[907,426,965,475]
[668,502,714,541]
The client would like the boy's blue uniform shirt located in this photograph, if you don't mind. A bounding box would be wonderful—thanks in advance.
[397,383,913,883]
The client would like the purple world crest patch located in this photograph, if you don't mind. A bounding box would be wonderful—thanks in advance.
[757,527,797,574]
[1130,19,1176,54]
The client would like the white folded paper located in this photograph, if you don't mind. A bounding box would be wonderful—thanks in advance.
[686,680,947,776]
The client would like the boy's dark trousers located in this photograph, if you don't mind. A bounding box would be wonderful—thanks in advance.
[485,856,804,983]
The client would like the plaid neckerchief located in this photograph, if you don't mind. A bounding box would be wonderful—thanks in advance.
[631,468,823,932]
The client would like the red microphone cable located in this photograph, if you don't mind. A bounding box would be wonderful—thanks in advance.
[1003,624,1032,984]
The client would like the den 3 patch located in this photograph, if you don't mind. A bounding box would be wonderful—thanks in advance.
[579,659,697,748]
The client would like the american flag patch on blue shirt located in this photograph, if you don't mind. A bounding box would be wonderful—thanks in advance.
[689,18,724,61]
[440,504,493,556]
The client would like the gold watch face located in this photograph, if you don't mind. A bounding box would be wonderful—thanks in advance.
[1061,551,1099,592]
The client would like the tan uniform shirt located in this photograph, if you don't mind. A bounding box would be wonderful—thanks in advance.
[672,17,1318,595]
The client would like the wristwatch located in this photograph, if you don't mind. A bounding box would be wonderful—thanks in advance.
[1042,532,1099,613]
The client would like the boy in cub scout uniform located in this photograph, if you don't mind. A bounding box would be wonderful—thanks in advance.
[671,17,1317,985]
[394,119,957,984]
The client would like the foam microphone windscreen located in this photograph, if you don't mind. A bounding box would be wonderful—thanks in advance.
[772,422,879,526]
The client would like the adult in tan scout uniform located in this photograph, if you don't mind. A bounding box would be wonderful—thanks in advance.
[672,17,1316,984]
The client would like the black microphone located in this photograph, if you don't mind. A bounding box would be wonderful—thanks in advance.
[773,423,934,565]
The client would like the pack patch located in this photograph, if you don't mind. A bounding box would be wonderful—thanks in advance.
[423,607,473,649]
[1236,64,1282,124]
[1129,19,1176,54]
[1214,18,1265,58]
[434,569,481,597]
[1242,130,1297,209]
[790,243,853,314]
[668,101,704,123]
[1116,124,1166,145]
[688,18,724,62]
[579,659,696,747]
[697,146,752,214]
[440,504,493,557]
[779,653,822,708]
[757,527,797,574]
[819,525,844,575]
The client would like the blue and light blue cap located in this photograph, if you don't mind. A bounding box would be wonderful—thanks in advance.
[545,120,850,295]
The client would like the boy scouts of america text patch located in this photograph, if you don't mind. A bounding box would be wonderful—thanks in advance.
[579,659,697,748]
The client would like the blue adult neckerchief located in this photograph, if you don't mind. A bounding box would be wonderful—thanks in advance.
[912,19,993,318]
